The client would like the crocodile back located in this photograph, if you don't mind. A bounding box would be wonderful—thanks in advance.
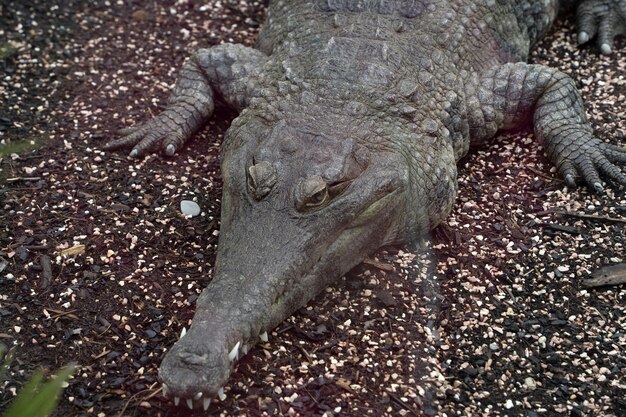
[258,0,560,82]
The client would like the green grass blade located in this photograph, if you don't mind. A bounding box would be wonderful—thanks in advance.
[3,364,75,417]
[0,347,14,383]
[3,369,45,416]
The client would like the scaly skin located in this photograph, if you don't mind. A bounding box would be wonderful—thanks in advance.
[104,0,626,410]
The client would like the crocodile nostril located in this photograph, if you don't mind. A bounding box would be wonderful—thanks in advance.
[247,161,278,200]
[178,351,210,366]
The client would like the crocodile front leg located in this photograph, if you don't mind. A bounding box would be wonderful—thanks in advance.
[466,62,626,190]
[103,44,268,156]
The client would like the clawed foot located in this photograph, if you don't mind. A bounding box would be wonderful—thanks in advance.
[103,107,194,157]
[576,0,626,54]
[557,138,626,192]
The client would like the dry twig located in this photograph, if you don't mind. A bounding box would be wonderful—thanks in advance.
[582,263,626,288]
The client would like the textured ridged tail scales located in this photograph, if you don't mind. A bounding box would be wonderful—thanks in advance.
[104,44,268,156]
[467,62,626,190]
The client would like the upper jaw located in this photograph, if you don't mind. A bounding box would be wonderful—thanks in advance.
[158,323,231,408]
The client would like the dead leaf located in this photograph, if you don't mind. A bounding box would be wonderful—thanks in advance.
[59,244,86,256]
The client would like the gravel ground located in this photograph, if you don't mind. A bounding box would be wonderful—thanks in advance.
[0,1,624,416]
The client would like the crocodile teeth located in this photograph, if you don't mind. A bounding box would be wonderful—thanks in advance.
[228,341,240,362]
[242,344,249,355]
[180,327,187,338]
[260,331,268,342]
[162,383,169,397]
[186,398,193,410]
[203,398,212,411]
[174,397,180,406]
[194,392,203,400]
[218,387,226,401]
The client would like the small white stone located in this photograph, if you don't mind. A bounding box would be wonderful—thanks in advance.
[524,377,537,390]
[538,336,547,348]
[180,200,201,217]
[504,399,514,409]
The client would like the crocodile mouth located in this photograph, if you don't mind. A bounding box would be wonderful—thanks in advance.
[348,188,401,229]
[160,330,264,410]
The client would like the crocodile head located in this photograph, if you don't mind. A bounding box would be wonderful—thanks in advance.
[158,113,412,409]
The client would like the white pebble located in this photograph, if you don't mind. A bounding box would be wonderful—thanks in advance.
[524,377,537,390]
[180,200,201,217]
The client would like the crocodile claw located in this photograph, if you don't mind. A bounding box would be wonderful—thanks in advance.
[103,106,193,157]
[555,136,626,192]
[576,0,626,54]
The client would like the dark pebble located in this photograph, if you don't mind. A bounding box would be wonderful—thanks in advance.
[111,203,131,212]
[461,366,479,378]
[109,377,125,388]
[82,271,98,279]
[570,407,583,417]
[546,353,560,364]
[458,391,470,403]
[17,246,29,261]
[374,289,397,307]
[424,406,437,416]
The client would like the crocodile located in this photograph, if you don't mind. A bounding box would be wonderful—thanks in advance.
[104,0,626,410]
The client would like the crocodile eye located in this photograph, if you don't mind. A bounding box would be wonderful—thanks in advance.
[295,176,329,211]
[295,176,352,212]
[308,186,329,206]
